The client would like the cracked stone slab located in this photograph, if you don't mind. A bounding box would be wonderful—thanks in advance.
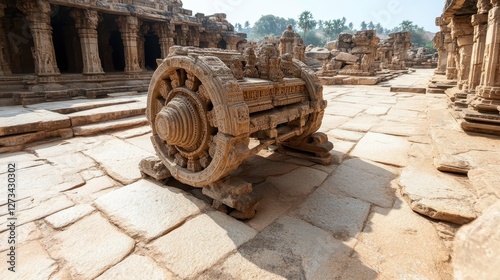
[0,222,42,252]
[453,201,500,279]
[265,166,328,197]
[321,158,398,208]
[94,179,205,241]
[0,241,57,279]
[210,215,352,279]
[83,138,155,184]
[350,132,411,167]
[430,128,500,173]
[467,165,500,213]
[147,211,256,279]
[231,155,299,184]
[0,194,75,232]
[49,213,135,279]
[342,198,451,279]
[0,164,84,205]
[44,204,95,229]
[399,162,477,224]
[96,254,174,280]
[295,188,371,241]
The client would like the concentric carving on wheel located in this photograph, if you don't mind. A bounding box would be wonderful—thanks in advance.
[147,55,249,186]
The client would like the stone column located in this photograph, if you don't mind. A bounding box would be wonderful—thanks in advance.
[434,17,449,75]
[190,26,200,47]
[179,25,188,46]
[0,3,11,76]
[116,15,141,73]
[444,28,458,80]
[17,0,60,76]
[471,0,500,112]
[69,9,104,75]
[467,13,489,92]
[451,16,474,90]
[138,21,147,70]
[153,22,168,58]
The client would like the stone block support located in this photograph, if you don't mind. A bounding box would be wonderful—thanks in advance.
[117,15,141,73]
[69,9,104,75]
[17,0,60,76]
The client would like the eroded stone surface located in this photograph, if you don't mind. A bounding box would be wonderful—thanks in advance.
[49,213,135,279]
[453,202,500,280]
[96,254,174,280]
[343,198,451,279]
[147,211,256,279]
[265,166,328,197]
[399,162,477,224]
[0,222,42,252]
[44,204,95,229]
[350,132,411,167]
[295,188,371,240]
[94,179,205,241]
[227,215,353,279]
[468,165,500,212]
[0,241,57,279]
[83,138,154,184]
[0,195,75,232]
[322,158,398,208]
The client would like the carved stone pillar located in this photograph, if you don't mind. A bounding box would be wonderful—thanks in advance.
[434,17,449,75]
[468,14,489,92]
[17,0,59,76]
[138,21,148,70]
[445,29,458,80]
[451,16,474,90]
[0,3,11,76]
[153,22,168,58]
[116,15,141,73]
[190,26,200,47]
[178,24,188,46]
[69,9,103,75]
[471,0,500,112]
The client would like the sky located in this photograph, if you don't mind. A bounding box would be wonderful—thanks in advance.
[181,0,443,32]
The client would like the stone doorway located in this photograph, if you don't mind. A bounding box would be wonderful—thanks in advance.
[217,39,227,49]
[144,32,160,70]
[51,6,82,73]
[98,14,125,72]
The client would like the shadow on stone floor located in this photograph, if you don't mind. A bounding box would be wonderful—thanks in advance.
[160,152,403,279]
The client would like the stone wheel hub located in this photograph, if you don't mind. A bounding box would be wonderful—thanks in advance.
[155,93,202,151]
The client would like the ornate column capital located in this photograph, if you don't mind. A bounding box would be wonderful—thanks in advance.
[70,9,99,30]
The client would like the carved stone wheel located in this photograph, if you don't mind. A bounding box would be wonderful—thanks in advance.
[147,55,250,187]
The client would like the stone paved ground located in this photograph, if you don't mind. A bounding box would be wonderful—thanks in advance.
[0,69,479,279]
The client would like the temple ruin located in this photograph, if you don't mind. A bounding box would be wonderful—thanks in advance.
[0,0,246,105]
[432,0,500,135]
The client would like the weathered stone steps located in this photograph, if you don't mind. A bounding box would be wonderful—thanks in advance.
[0,95,147,153]
[72,116,148,137]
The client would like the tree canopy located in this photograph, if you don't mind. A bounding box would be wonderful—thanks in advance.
[236,13,434,48]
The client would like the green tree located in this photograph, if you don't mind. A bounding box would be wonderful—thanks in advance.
[253,15,290,37]
[234,23,242,31]
[348,22,354,31]
[298,11,317,43]
[244,21,250,29]
[375,23,384,34]
[323,17,347,41]
[360,21,367,30]
[317,20,324,30]
[391,20,432,48]
[367,21,375,30]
